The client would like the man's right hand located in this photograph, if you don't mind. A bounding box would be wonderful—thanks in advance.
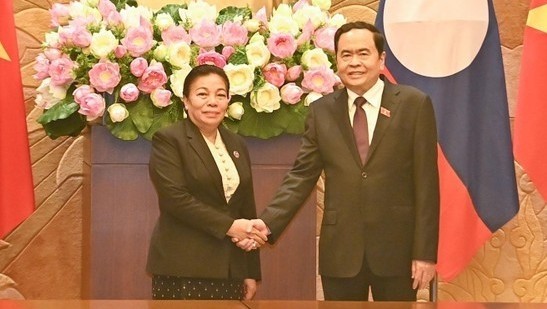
[231,219,269,251]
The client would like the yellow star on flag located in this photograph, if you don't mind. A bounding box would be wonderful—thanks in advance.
[0,41,11,61]
[527,4,547,33]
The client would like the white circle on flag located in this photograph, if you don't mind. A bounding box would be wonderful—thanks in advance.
[383,0,489,78]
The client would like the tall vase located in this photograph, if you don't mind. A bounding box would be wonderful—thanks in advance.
[83,125,316,300]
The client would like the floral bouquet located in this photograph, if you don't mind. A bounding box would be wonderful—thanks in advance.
[34,0,345,140]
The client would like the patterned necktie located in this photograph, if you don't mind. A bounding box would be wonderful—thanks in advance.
[353,97,369,164]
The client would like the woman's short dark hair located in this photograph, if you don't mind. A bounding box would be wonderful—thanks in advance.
[334,21,385,55]
[182,64,230,98]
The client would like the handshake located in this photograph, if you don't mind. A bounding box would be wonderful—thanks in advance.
[226,219,270,252]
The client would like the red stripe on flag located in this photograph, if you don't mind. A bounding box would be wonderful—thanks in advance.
[0,0,35,237]
[436,146,491,280]
[514,0,547,201]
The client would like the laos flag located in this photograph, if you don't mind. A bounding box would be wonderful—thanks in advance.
[376,0,518,281]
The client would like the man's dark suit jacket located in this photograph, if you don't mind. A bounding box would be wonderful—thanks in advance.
[261,80,440,278]
[146,119,260,280]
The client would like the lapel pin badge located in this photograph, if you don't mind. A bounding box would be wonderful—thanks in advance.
[233,151,240,158]
[380,107,391,118]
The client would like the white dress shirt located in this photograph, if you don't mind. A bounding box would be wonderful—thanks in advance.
[203,131,240,202]
[347,78,385,143]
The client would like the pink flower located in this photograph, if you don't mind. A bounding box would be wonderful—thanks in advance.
[301,66,337,94]
[73,85,95,104]
[130,57,148,77]
[197,50,227,68]
[190,20,221,48]
[221,21,249,46]
[293,0,310,11]
[151,88,173,108]
[281,83,304,105]
[314,26,337,52]
[286,65,302,82]
[49,3,70,27]
[59,24,92,48]
[78,93,106,121]
[262,63,287,87]
[138,62,168,93]
[44,48,62,61]
[254,7,268,26]
[89,60,121,93]
[98,0,117,20]
[222,46,235,60]
[267,33,297,59]
[120,83,139,102]
[33,53,50,81]
[98,0,122,27]
[48,56,75,86]
[297,20,315,46]
[161,26,191,46]
[114,45,127,58]
[121,17,155,57]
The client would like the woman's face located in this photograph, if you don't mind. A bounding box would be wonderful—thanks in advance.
[183,73,230,133]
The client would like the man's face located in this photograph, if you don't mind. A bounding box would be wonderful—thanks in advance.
[336,28,386,96]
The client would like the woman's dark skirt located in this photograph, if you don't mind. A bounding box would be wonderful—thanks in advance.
[152,275,245,300]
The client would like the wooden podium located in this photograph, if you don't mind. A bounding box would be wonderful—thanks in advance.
[82,125,316,299]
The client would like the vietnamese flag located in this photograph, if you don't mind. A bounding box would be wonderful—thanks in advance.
[514,0,547,201]
[376,0,519,281]
[0,0,35,238]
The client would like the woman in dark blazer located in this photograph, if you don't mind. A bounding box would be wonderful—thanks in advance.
[146,65,264,300]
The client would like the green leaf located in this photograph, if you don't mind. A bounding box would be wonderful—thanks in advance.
[37,101,80,124]
[41,112,87,140]
[228,47,248,65]
[143,101,185,140]
[283,102,308,135]
[216,6,252,24]
[105,116,139,141]
[128,97,154,133]
[155,4,187,23]
[234,103,288,139]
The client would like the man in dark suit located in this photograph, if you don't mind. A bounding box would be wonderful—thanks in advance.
[248,22,440,301]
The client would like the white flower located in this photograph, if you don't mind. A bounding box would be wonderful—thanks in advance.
[301,48,331,68]
[245,41,271,68]
[44,32,60,48]
[154,13,175,31]
[293,5,327,29]
[69,1,102,24]
[120,5,153,29]
[82,0,99,7]
[244,19,260,32]
[304,92,323,106]
[328,13,347,28]
[251,82,281,113]
[170,64,193,98]
[90,28,118,59]
[182,0,218,25]
[312,0,332,11]
[107,103,129,122]
[35,78,67,109]
[153,43,168,61]
[167,42,192,68]
[224,64,255,96]
[272,4,292,18]
[249,32,265,44]
[268,15,299,36]
[226,102,245,120]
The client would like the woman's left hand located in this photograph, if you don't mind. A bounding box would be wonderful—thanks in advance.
[243,279,257,300]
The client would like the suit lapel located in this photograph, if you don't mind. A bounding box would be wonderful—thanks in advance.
[185,120,225,202]
[366,80,401,164]
[330,89,363,167]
